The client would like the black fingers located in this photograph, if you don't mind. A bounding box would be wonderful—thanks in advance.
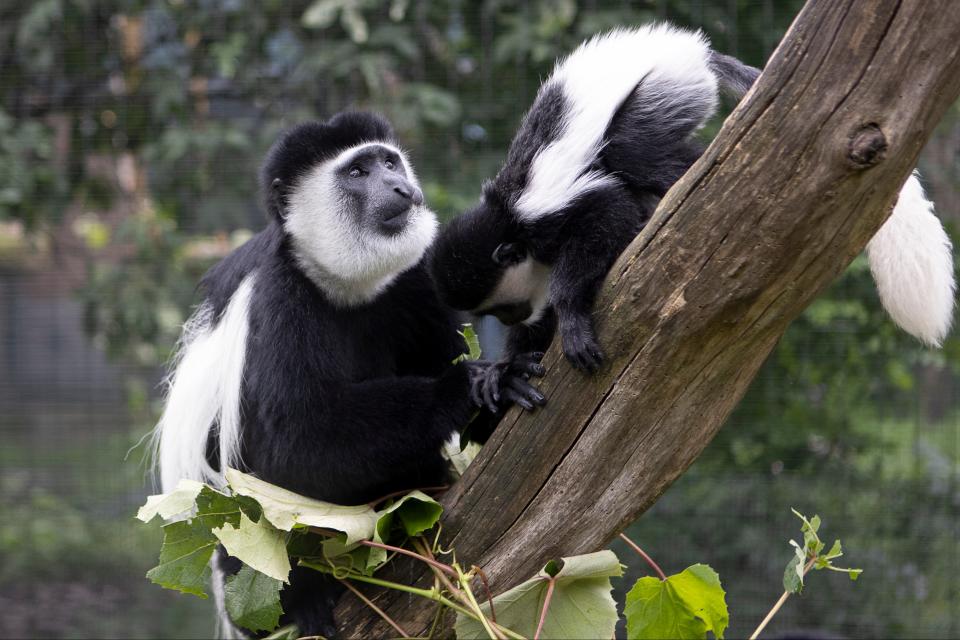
[482,364,502,414]
[466,352,548,414]
[509,351,546,378]
[503,387,534,411]
[561,323,604,373]
[504,375,546,410]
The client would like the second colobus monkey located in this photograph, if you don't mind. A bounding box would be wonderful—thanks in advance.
[430,23,955,380]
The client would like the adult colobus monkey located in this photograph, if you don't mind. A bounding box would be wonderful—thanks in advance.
[431,24,955,378]
[153,112,544,637]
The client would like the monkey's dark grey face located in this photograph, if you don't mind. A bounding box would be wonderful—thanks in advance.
[336,145,424,236]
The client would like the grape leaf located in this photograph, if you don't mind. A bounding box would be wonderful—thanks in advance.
[224,565,284,633]
[137,479,205,522]
[146,518,218,597]
[624,564,728,640]
[454,550,622,640]
[213,512,292,583]
[226,468,379,542]
[360,491,443,570]
[379,490,443,538]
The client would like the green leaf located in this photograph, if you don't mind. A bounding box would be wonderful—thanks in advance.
[366,491,443,570]
[792,509,824,555]
[146,519,217,598]
[224,565,284,633]
[453,323,482,363]
[783,553,804,594]
[825,539,843,560]
[624,564,728,640]
[226,468,379,543]
[382,490,443,538]
[137,480,205,522]
[195,487,261,529]
[213,512,292,583]
[455,550,622,640]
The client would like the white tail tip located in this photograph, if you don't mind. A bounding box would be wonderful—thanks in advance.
[866,173,955,347]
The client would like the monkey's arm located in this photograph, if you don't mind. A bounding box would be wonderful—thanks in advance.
[550,186,648,371]
[244,361,538,504]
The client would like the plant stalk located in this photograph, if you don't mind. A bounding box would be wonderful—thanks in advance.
[619,533,667,581]
[749,557,817,640]
[337,578,410,637]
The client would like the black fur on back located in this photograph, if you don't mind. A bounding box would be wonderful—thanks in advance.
[600,79,709,197]
[493,82,568,201]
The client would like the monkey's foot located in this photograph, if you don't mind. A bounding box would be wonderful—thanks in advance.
[560,315,604,372]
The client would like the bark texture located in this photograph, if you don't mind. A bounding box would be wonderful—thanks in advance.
[337,0,960,634]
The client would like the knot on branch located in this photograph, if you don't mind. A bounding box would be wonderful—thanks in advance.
[847,123,888,168]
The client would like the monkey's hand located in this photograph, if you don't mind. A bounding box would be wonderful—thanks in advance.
[466,353,546,414]
[559,311,604,372]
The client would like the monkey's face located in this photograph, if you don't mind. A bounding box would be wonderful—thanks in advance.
[333,144,425,236]
[431,200,548,326]
[282,141,438,299]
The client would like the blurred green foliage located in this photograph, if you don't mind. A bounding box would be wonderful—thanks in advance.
[1,0,958,637]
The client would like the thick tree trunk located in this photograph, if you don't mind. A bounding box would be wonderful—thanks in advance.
[337,0,960,635]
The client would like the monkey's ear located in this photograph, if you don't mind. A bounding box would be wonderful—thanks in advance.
[268,178,287,221]
[492,242,527,266]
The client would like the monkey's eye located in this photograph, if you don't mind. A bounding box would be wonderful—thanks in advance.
[384,160,395,171]
[492,242,527,266]
[348,166,366,178]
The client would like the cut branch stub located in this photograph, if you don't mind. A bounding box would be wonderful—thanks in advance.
[335,0,960,635]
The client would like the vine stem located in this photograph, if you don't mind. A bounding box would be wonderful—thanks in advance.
[473,566,497,623]
[306,527,459,579]
[533,577,556,640]
[301,560,473,618]
[359,538,459,578]
[458,565,505,640]
[301,560,524,640]
[337,578,410,638]
[412,538,468,607]
[749,557,817,640]
[619,533,667,581]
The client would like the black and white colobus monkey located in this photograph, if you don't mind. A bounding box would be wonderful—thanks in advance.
[431,24,955,377]
[153,112,544,637]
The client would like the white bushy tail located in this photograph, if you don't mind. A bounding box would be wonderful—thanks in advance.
[866,173,955,346]
[153,273,256,492]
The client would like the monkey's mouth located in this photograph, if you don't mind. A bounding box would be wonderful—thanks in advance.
[481,302,532,326]
[379,205,412,234]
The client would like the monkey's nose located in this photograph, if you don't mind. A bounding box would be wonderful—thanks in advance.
[393,184,424,206]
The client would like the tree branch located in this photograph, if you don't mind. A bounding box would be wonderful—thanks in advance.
[336,0,960,634]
